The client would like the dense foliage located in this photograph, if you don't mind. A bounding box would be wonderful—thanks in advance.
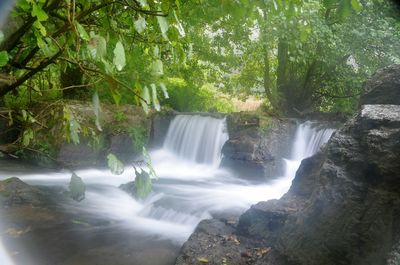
[0,0,399,197]
[178,0,400,114]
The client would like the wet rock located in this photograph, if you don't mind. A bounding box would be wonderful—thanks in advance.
[119,181,136,197]
[150,112,175,148]
[175,219,266,265]
[109,134,135,162]
[58,141,99,168]
[221,113,296,180]
[0,177,47,206]
[360,64,400,105]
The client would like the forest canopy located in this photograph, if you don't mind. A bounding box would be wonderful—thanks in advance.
[0,0,399,116]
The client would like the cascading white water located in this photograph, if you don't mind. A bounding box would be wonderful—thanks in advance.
[0,119,335,265]
[281,121,335,184]
[291,121,336,161]
[163,115,229,166]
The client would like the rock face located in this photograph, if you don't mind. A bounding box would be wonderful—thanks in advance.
[237,66,400,265]
[150,112,175,148]
[221,113,296,180]
[360,64,400,105]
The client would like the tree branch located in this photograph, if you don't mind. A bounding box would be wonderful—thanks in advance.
[0,48,64,98]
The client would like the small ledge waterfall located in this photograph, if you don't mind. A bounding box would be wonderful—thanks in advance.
[282,121,335,183]
[291,121,336,161]
[163,115,229,166]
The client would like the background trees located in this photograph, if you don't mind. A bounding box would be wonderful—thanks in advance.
[176,0,400,114]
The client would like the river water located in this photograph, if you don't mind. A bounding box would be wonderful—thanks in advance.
[0,115,334,265]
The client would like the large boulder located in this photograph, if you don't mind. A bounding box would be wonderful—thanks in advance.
[360,64,400,105]
[150,111,175,148]
[221,113,297,180]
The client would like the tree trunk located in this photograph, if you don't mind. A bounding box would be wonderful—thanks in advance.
[276,38,289,112]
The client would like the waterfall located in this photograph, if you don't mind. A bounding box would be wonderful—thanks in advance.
[282,121,335,180]
[163,115,229,166]
[290,121,335,160]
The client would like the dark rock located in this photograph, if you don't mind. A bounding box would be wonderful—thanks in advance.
[0,113,19,145]
[175,219,264,265]
[0,177,47,206]
[221,114,296,180]
[360,64,400,105]
[109,134,135,162]
[57,141,99,168]
[150,113,175,148]
[119,181,136,197]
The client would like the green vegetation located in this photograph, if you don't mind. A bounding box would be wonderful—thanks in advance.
[128,126,149,151]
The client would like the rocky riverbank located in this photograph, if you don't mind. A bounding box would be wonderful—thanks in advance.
[174,65,400,265]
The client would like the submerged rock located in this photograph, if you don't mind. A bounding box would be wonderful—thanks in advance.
[0,177,46,206]
[119,181,136,197]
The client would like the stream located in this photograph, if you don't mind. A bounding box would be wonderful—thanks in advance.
[0,115,334,265]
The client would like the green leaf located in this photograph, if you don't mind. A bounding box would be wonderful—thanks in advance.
[173,10,185,37]
[92,91,102,131]
[141,86,150,114]
[31,4,48,21]
[157,16,169,40]
[75,22,90,41]
[197,257,209,263]
[134,16,147,34]
[22,128,34,146]
[69,173,86,202]
[151,83,160,111]
[134,169,152,199]
[21,109,27,121]
[159,82,169,99]
[143,147,157,178]
[107,153,124,175]
[113,41,126,71]
[88,35,107,60]
[37,37,57,57]
[110,89,122,106]
[64,107,81,144]
[0,31,4,44]
[338,0,352,19]
[151,59,163,76]
[69,118,81,144]
[351,0,363,12]
[138,0,149,8]
[153,46,160,57]
[33,21,47,36]
[18,0,31,11]
[0,51,9,67]
[101,58,115,74]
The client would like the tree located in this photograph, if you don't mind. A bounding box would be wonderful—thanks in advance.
[178,0,400,114]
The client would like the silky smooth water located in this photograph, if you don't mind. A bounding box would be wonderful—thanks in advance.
[0,116,334,265]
